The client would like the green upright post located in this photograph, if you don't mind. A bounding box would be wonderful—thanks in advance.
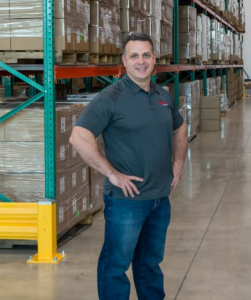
[3,76,13,98]
[225,0,228,11]
[85,77,92,92]
[203,70,208,96]
[173,0,179,105]
[212,69,216,78]
[151,75,157,83]
[191,71,195,81]
[43,0,56,200]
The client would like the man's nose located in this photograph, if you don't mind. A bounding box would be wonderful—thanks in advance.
[138,56,145,64]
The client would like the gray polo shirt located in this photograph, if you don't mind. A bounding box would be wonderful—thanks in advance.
[75,74,184,200]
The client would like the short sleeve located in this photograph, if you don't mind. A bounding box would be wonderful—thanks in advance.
[75,93,114,137]
[170,94,184,131]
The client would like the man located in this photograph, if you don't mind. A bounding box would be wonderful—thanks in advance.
[70,33,188,300]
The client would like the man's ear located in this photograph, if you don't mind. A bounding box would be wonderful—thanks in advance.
[122,55,126,67]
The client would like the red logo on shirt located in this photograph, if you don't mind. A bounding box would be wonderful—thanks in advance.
[158,99,168,106]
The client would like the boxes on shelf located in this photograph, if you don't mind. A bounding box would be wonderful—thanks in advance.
[200,96,221,132]
[179,5,197,60]
[90,0,122,54]
[0,0,91,52]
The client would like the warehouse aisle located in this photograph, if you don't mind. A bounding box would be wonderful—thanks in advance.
[1,98,251,300]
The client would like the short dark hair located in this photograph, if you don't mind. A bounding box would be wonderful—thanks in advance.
[123,33,154,55]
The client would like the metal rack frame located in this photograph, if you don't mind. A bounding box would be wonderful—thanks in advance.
[0,0,244,262]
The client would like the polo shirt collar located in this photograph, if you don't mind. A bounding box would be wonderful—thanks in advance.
[122,73,159,95]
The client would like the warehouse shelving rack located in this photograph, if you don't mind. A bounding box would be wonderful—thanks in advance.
[0,0,244,262]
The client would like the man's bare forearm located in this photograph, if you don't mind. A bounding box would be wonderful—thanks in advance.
[173,122,188,174]
[69,126,116,179]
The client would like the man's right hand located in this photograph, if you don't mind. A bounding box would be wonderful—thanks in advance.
[108,171,144,198]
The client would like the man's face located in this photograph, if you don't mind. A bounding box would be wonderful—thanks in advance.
[122,40,156,83]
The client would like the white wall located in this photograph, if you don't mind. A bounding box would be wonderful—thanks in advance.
[243,0,251,79]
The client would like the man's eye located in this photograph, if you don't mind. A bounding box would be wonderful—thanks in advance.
[143,54,150,58]
[131,54,138,58]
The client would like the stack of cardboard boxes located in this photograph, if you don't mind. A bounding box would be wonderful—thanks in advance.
[179,6,197,61]
[89,0,122,55]
[120,0,168,58]
[160,0,173,58]
[196,15,202,59]
[179,81,201,141]
[199,13,211,63]
[0,102,106,236]
[0,0,91,52]
[200,96,221,132]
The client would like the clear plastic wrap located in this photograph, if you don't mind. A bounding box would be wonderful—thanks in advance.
[90,0,122,54]
[196,15,202,58]
[0,102,91,203]
[179,6,197,59]
[220,93,230,112]
[179,80,201,109]
[162,3,173,24]
[207,78,217,96]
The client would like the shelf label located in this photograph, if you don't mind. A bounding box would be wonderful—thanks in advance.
[72,171,77,187]
[83,197,87,211]
[73,197,77,213]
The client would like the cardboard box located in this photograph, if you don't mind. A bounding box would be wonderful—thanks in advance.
[11,19,43,51]
[71,78,86,94]
[0,19,11,50]
[3,173,45,202]
[201,96,220,109]
[56,139,70,171]
[111,29,123,55]
[55,18,74,51]
[200,109,220,120]
[68,164,89,194]
[179,6,197,20]
[9,1,43,19]
[56,106,72,140]
[4,108,44,142]
[0,142,44,173]
[57,199,69,236]
[55,0,75,19]
[0,2,10,19]
[90,177,105,212]
[120,9,136,32]
[200,120,221,132]
[68,184,90,227]
[0,109,8,141]
[89,26,111,54]
[56,171,69,202]
[72,23,89,52]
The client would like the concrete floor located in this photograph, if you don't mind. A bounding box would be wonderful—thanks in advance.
[1,98,251,300]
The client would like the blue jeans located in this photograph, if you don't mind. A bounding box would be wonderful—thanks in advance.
[97,194,171,300]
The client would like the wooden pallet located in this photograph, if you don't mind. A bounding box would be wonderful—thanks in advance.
[0,50,89,65]
[0,206,104,249]
[203,60,213,65]
[55,51,89,65]
[156,57,170,65]
[57,206,104,247]
[89,54,121,64]
[0,51,43,64]
[179,58,198,65]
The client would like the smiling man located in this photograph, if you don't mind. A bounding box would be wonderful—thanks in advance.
[70,33,188,300]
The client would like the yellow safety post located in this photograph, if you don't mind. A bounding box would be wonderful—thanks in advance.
[0,200,67,264]
[28,200,67,264]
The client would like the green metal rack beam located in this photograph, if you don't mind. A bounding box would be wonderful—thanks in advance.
[0,93,44,124]
[43,0,56,200]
